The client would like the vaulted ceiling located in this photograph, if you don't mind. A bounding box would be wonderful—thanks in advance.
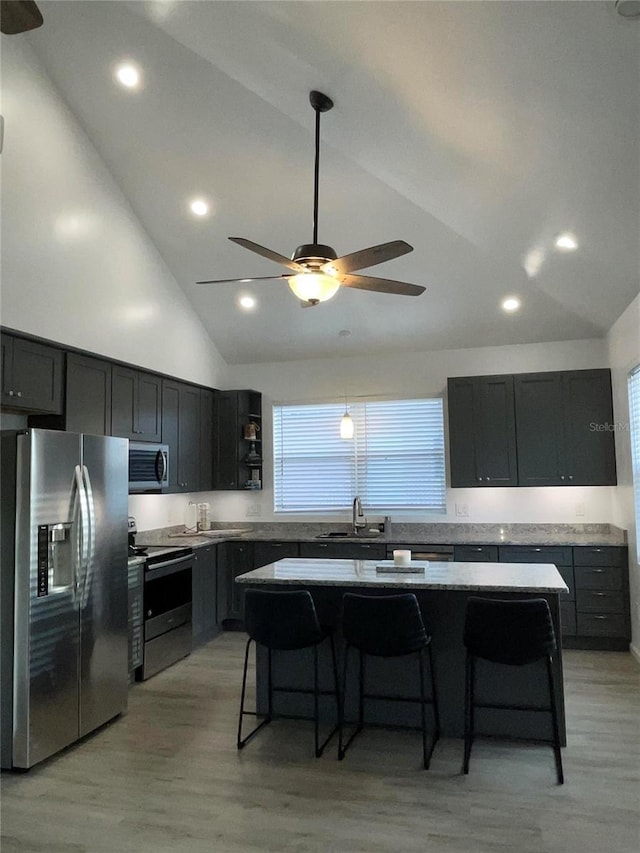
[25,1,640,364]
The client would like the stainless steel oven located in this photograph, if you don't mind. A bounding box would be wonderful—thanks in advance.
[140,546,193,680]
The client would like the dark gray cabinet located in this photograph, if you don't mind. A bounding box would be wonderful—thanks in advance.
[162,380,201,492]
[448,375,517,487]
[299,541,385,560]
[65,353,112,435]
[448,369,616,488]
[572,546,629,647]
[217,541,254,628]
[213,390,262,490]
[111,366,162,441]
[254,541,299,567]
[515,370,616,486]
[192,545,218,647]
[199,389,214,491]
[1,334,63,414]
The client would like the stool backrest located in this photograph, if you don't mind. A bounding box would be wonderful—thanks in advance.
[245,589,324,650]
[463,597,556,665]
[342,593,428,657]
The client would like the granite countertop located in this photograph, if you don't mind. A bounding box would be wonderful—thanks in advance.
[135,522,627,549]
[234,558,570,593]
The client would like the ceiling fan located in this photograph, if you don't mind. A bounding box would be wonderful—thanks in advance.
[197,91,426,306]
[1,1,43,34]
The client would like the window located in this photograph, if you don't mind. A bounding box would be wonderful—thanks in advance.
[629,365,640,558]
[273,398,446,513]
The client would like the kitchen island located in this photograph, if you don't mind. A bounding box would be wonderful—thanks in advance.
[236,558,570,743]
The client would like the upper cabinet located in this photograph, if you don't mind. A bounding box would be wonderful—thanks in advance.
[65,353,112,435]
[447,375,518,487]
[448,369,617,487]
[161,379,202,493]
[111,366,162,441]
[0,333,63,414]
[213,390,262,490]
[515,370,616,486]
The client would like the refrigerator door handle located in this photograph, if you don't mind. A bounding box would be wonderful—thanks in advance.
[80,465,96,609]
[74,465,89,597]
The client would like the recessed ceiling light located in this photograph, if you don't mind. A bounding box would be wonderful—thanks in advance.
[555,233,578,251]
[501,297,521,313]
[114,62,142,90]
[239,295,256,310]
[189,199,209,217]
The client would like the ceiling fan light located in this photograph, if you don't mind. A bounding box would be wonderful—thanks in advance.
[340,411,354,439]
[288,273,340,304]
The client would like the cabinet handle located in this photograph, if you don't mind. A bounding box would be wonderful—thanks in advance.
[361,545,371,549]
[16,391,22,398]
[568,475,573,480]
[317,543,328,548]
[478,476,483,482]
[593,549,603,553]
[590,569,605,573]
[272,543,283,548]
[7,390,13,396]
[560,475,565,481]
[593,592,606,597]
[533,548,541,552]
[594,615,608,620]
[486,476,491,481]
[473,548,482,552]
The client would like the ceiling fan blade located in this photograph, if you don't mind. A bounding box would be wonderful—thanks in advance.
[229,237,306,273]
[0,0,43,34]
[196,275,291,285]
[338,273,425,297]
[324,240,413,275]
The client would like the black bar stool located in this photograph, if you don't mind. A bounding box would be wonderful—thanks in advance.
[237,588,340,757]
[462,596,564,784]
[338,593,440,769]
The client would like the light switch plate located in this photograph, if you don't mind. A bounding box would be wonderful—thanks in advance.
[575,502,585,517]
[246,503,261,517]
[455,503,469,517]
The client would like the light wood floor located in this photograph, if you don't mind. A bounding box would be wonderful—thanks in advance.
[2,633,639,853]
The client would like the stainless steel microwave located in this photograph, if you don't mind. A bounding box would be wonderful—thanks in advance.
[128,441,169,493]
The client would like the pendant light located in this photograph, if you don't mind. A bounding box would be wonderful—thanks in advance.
[338,329,354,439]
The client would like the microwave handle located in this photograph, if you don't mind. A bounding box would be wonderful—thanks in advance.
[157,450,168,484]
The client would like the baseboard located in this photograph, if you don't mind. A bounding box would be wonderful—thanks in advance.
[630,643,640,667]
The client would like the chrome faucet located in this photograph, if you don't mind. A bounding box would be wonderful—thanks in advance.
[352,496,367,534]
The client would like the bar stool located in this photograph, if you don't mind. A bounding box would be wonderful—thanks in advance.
[237,588,340,758]
[462,596,564,784]
[338,593,440,769]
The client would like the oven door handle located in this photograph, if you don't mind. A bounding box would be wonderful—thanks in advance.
[145,555,192,580]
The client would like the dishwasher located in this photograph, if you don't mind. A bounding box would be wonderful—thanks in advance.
[385,545,454,561]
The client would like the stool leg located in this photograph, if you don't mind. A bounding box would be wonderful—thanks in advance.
[546,655,565,785]
[267,647,273,719]
[463,651,475,774]
[237,638,272,750]
[428,642,441,741]
[338,644,350,759]
[314,635,340,758]
[313,644,320,757]
[358,650,365,734]
[418,648,428,770]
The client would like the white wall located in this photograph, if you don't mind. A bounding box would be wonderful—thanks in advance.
[0,36,227,389]
[165,336,615,527]
[607,294,640,655]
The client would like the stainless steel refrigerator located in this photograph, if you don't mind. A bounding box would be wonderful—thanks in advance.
[1,429,129,769]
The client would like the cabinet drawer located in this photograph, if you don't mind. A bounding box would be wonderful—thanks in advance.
[573,546,627,567]
[557,566,575,600]
[499,545,572,566]
[576,612,627,638]
[454,545,498,562]
[574,565,623,591]
[576,589,624,613]
[560,601,576,636]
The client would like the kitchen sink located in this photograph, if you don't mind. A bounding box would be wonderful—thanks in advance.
[315,531,381,539]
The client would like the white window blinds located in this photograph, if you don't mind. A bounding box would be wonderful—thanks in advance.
[628,365,640,558]
[273,398,446,513]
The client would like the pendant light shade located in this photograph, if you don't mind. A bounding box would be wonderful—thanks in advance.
[340,409,354,439]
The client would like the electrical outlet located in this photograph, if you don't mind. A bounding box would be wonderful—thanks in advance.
[455,503,469,518]
[246,503,261,518]
[575,502,585,517]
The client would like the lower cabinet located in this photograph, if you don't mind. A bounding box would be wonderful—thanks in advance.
[299,542,386,560]
[192,545,219,647]
[572,547,629,649]
[217,541,254,629]
[254,541,299,567]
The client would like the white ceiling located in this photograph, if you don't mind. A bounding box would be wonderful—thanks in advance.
[26,1,639,364]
